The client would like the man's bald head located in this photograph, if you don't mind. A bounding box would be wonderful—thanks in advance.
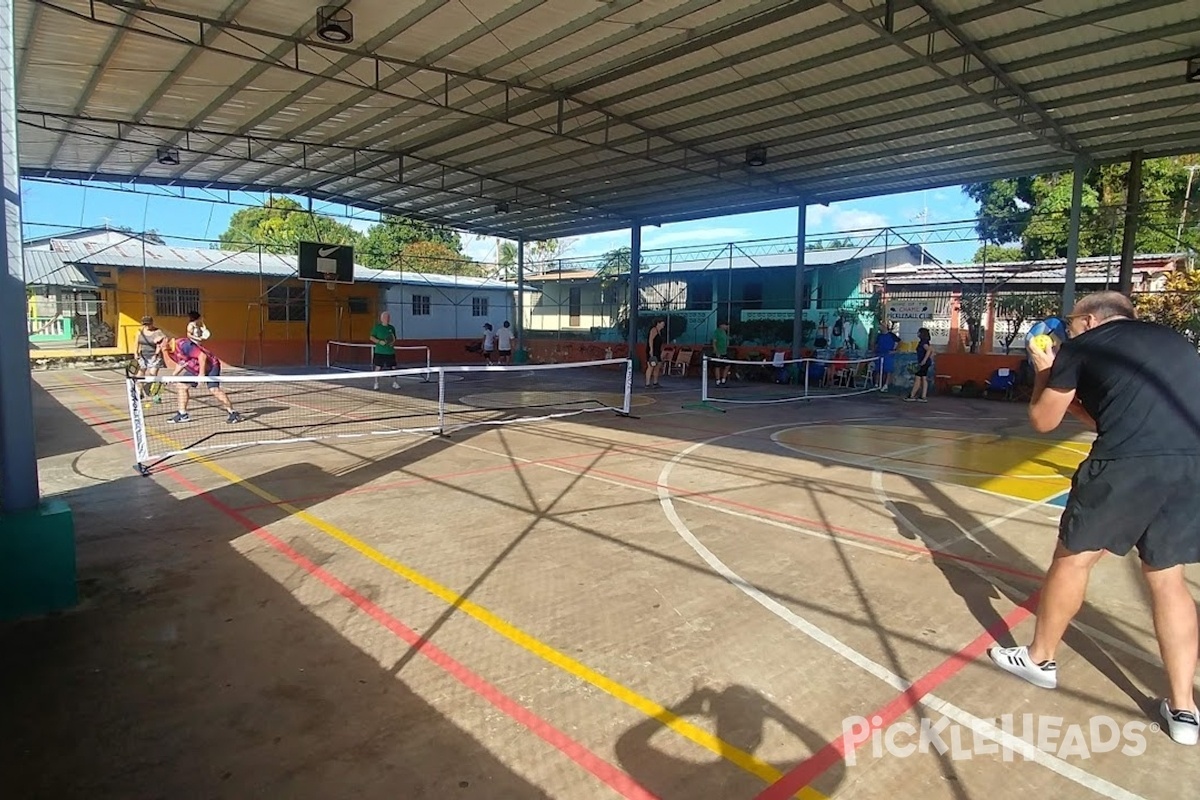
[1072,291,1136,323]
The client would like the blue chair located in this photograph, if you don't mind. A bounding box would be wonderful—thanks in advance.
[983,368,1017,400]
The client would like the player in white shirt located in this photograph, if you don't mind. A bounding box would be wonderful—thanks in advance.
[496,321,514,365]
[482,323,496,365]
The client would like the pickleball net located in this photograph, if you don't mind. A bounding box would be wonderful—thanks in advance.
[326,340,432,381]
[699,354,881,405]
[126,358,634,469]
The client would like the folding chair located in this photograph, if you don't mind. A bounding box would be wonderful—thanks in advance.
[668,348,694,377]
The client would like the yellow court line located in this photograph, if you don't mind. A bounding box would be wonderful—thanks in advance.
[77,382,826,800]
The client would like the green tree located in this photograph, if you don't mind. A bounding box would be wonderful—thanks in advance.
[972,244,1025,263]
[1135,270,1200,345]
[964,155,1200,259]
[396,240,483,277]
[359,215,463,268]
[218,196,362,255]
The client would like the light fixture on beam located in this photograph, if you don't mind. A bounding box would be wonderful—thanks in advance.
[746,144,767,167]
[1188,55,1200,83]
[156,147,180,166]
[316,6,354,43]
[495,201,510,213]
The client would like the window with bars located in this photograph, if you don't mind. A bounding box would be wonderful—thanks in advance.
[412,294,431,316]
[153,287,201,318]
[471,297,488,317]
[267,285,306,322]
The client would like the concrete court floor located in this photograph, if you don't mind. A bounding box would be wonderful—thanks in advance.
[2,367,1197,800]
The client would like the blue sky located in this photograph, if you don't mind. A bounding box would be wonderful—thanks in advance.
[20,179,985,265]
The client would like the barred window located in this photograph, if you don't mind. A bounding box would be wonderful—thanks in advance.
[412,294,431,316]
[153,287,201,318]
[471,297,488,317]
[267,286,306,322]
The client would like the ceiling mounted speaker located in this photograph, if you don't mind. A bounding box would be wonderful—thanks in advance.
[746,144,767,167]
[316,6,354,43]
[156,147,180,166]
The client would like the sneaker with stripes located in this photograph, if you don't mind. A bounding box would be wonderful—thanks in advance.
[1159,700,1199,745]
[987,645,1057,689]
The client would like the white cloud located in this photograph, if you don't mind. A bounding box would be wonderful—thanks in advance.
[642,226,751,248]
[807,206,890,233]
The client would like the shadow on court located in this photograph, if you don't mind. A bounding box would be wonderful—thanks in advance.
[893,484,1163,720]
[615,684,844,800]
[3,384,562,800]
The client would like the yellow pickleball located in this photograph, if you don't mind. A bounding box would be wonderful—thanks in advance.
[1030,334,1054,353]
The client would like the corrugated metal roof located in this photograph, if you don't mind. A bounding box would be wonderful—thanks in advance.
[14,2,1200,240]
[22,249,98,287]
[870,254,1185,286]
[50,240,519,292]
[526,244,934,281]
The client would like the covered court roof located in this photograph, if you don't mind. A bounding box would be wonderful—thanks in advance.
[15,1,1200,241]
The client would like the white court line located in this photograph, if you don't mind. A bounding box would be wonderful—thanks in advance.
[446,429,911,563]
[872,470,1196,681]
[658,422,1148,800]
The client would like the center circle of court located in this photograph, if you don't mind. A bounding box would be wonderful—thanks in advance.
[457,390,654,410]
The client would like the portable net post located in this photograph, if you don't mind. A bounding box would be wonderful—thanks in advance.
[683,354,725,413]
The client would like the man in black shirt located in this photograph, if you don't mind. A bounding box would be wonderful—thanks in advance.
[988,291,1200,746]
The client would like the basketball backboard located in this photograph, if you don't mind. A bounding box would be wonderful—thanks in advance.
[298,241,355,284]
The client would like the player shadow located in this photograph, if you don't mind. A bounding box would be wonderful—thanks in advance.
[614,684,845,800]
[908,480,1162,719]
[30,379,111,458]
[5,446,558,799]
[890,501,1024,650]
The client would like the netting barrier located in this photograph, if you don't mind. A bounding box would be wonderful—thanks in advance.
[699,355,882,406]
[326,340,432,381]
[127,358,634,472]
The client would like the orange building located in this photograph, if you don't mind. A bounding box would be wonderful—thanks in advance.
[47,239,518,367]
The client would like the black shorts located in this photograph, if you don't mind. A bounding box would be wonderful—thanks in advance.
[1059,455,1200,568]
[372,353,397,369]
[914,364,930,378]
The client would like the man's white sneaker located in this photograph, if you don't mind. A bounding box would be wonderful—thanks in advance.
[1159,700,1199,745]
[987,645,1057,689]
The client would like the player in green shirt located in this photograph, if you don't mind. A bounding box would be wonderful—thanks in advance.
[712,321,731,386]
[370,311,399,390]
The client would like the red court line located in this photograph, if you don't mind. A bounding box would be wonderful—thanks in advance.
[754,593,1039,800]
[543,461,1048,584]
[65,390,659,800]
[228,436,692,512]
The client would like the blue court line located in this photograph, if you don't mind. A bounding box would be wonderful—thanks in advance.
[1046,491,1070,508]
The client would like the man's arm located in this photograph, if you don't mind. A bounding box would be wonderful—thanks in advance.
[1027,367,1076,433]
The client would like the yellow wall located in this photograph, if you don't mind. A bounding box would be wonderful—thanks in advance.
[111,268,382,365]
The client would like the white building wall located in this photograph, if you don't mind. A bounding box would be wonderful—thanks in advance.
[385,284,515,340]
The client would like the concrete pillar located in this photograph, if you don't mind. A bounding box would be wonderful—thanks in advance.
[0,0,38,512]
[0,0,76,621]
[792,203,807,358]
[515,235,524,347]
[626,222,641,362]
[1119,150,1143,296]
[1063,156,1087,314]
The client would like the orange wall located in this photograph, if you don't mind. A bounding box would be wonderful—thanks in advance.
[933,353,1024,385]
[112,268,383,365]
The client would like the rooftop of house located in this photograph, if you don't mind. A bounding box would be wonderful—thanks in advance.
[524,244,935,282]
[868,253,1187,287]
[28,239,521,291]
